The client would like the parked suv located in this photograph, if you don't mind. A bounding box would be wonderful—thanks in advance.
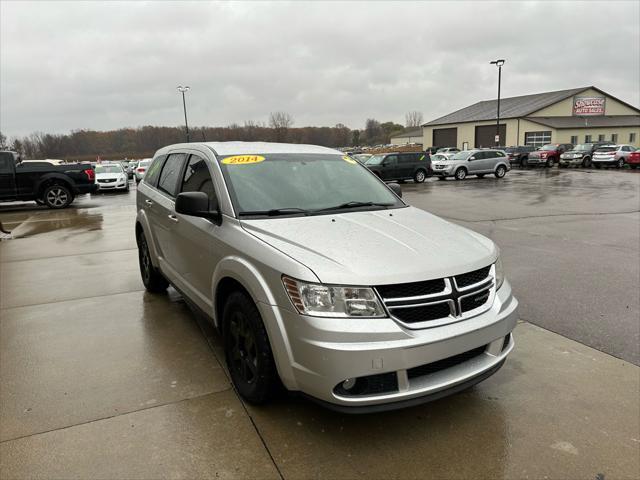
[592,145,636,169]
[504,146,535,167]
[558,142,611,168]
[136,142,518,412]
[435,147,460,158]
[526,144,573,168]
[431,149,510,180]
[364,152,431,183]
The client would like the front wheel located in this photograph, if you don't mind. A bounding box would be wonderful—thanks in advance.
[616,158,624,169]
[495,165,507,178]
[138,231,169,293]
[414,169,427,183]
[581,156,592,168]
[454,168,467,181]
[43,184,73,209]
[224,291,279,404]
[546,157,555,168]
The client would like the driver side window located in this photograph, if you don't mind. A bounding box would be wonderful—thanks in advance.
[181,154,217,206]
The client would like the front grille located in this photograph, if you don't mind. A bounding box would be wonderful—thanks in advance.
[98,178,116,183]
[455,266,491,288]
[377,279,445,299]
[460,289,491,313]
[407,346,487,380]
[333,372,399,397]
[391,302,452,324]
[375,265,493,328]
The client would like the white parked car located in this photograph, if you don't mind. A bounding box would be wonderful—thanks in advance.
[592,145,636,169]
[435,147,461,159]
[134,159,153,183]
[95,163,129,192]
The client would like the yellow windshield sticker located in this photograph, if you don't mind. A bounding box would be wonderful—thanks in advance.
[222,155,265,165]
[343,155,357,164]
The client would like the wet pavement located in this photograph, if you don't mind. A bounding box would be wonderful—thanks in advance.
[1,170,639,479]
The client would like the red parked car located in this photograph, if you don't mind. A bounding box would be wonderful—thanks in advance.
[526,143,574,168]
[627,150,640,169]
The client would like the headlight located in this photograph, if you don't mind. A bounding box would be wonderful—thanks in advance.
[282,276,385,317]
[494,257,505,290]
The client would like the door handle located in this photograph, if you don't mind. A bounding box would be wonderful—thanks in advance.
[168,214,179,223]
[144,199,154,206]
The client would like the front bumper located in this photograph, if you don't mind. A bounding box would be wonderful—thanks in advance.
[97,181,128,190]
[526,157,547,165]
[432,166,453,176]
[591,158,617,165]
[261,280,518,410]
[559,157,585,165]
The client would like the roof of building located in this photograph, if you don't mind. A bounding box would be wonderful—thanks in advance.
[525,115,640,129]
[391,128,423,139]
[423,86,640,127]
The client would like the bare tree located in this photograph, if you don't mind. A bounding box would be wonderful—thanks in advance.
[0,131,7,149]
[269,112,294,142]
[405,111,423,128]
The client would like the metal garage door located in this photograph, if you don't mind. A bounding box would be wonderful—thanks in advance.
[433,128,457,148]
[475,124,506,148]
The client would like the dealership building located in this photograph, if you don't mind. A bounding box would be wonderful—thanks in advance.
[421,86,640,149]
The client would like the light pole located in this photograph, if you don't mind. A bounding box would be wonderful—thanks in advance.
[177,85,191,142]
[490,59,505,146]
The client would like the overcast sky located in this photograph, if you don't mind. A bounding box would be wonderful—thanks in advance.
[1,0,638,138]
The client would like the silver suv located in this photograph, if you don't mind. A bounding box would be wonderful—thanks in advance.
[431,149,510,180]
[136,142,518,412]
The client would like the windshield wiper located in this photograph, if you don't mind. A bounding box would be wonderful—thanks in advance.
[238,207,311,217]
[314,201,395,213]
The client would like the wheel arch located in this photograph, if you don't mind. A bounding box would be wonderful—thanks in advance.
[35,174,75,198]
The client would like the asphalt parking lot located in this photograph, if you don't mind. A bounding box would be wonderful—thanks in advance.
[1,168,639,479]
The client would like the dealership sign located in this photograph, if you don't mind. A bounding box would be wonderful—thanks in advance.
[573,97,606,116]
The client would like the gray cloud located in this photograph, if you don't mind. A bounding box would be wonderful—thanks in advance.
[1,0,638,138]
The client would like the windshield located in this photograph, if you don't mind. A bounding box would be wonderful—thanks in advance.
[451,151,472,161]
[573,144,593,151]
[539,144,558,151]
[219,153,404,216]
[365,155,385,165]
[95,165,123,174]
[138,160,151,167]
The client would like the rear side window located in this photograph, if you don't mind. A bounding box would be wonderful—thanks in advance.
[398,154,415,164]
[144,155,167,187]
[181,154,216,205]
[385,155,398,165]
[157,153,187,198]
[495,151,505,157]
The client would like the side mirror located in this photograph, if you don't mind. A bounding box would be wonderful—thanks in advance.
[387,182,402,198]
[175,191,221,224]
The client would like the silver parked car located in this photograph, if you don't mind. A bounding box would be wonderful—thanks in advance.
[431,149,510,180]
[592,144,636,169]
[136,142,518,412]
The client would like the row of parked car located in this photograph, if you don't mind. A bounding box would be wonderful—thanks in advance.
[504,143,639,169]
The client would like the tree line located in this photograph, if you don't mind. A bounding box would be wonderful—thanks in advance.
[0,111,424,161]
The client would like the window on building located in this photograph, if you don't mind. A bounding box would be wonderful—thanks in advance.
[570,135,578,145]
[598,134,605,142]
[611,134,618,143]
[585,135,592,143]
[630,133,637,143]
[524,131,551,149]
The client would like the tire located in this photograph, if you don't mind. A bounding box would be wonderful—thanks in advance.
[223,291,279,404]
[594,163,601,169]
[137,230,169,293]
[43,184,73,209]
[521,157,528,168]
[454,168,467,181]
[581,156,592,168]
[476,174,485,178]
[546,157,555,168]
[414,169,427,183]
[494,165,507,178]
[616,158,624,169]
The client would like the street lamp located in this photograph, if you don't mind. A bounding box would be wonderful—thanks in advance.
[490,59,505,146]
[177,85,191,142]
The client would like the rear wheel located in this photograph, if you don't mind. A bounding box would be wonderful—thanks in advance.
[224,291,279,404]
[616,158,624,169]
[414,169,427,183]
[43,184,73,209]
[138,231,168,293]
[495,165,507,178]
[454,168,467,181]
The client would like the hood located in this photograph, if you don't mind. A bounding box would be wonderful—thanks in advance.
[241,206,497,285]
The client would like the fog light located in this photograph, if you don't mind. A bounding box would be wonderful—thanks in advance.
[342,378,357,390]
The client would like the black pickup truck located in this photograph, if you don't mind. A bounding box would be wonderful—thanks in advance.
[0,151,97,208]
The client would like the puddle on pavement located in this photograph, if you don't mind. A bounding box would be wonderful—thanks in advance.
[0,208,104,238]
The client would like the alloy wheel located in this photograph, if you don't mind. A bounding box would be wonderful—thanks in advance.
[46,187,69,207]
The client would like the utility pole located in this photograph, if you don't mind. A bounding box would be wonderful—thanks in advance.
[177,85,191,142]
[490,59,505,146]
